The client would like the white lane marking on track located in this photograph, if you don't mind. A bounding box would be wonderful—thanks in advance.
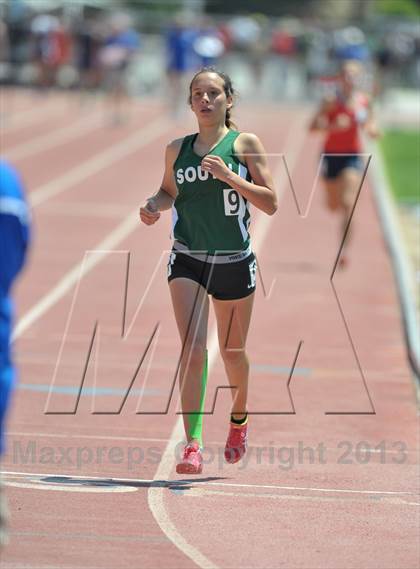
[8,530,167,544]
[2,471,417,498]
[199,481,419,496]
[2,472,137,493]
[13,213,139,340]
[147,113,312,569]
[4,113,103,161]
[7,431,169,443]
[1,563,128,569]
[1,98,68,134]
[0,564,115,569]
[178,488,420,506]
[36,201,133,219]
[4,481,137,493]
[29,116,169,207]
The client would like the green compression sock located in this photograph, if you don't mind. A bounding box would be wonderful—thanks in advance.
[187,349,208,447]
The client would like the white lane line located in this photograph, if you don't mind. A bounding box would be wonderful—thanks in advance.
[1,98,68,134]
[8,530,167,543]
[0,565,101,569]
[4,481,137,493]
[38,201,132,219]
[7,431,169,443]
[2,470,140,479]
[12,212,139,340]
[176,488,420,506]
[2,471,417,498]
[201,481,418,496]
[4,113,103,161]
[29,116,169,207]
[147,113,311,569]
[0,564,113,569]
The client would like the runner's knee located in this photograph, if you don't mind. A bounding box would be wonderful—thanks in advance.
[219,347,247,367]
[182,342,206,370]
[326,190,340,211]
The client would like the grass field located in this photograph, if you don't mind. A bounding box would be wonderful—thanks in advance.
[380,129,420,204]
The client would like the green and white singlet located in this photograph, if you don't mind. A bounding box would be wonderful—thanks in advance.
[172,129,252,258]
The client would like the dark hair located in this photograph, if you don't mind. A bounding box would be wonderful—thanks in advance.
[188,67,237,129]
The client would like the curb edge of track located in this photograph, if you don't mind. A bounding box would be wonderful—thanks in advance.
[366,137,420,390]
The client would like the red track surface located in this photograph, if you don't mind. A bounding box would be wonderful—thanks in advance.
[1,89,418,569]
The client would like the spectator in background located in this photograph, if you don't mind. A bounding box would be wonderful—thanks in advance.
[5,0,31,85]
[0,19,10,67]
[165,15,225,118]
[0,19,10,121]
[192,17,225,68]
[98,13,140,125]
[0,160,31,549]
[31,14,72,90]
[165,13,199,117]
[304,28,332,97]
[228,14,266,90]
[246,14,269,92]
[75,17,102,96]
[333,27,369,62]
[271,19,299,99]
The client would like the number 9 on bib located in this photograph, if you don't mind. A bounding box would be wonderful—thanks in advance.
[223,188,241,216]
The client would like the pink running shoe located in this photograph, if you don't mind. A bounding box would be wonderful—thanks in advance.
[224,421,248,464]
[176,442,203,475]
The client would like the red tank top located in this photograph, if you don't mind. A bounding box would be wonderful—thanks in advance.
[324,92,369,153]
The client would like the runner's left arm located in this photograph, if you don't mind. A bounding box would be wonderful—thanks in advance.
[362,98,381,138]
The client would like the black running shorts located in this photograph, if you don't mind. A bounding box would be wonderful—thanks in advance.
[322,155,363,179]
[167,250,257,301]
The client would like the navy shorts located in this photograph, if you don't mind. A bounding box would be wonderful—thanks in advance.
[322,155,363,179]
[167,250,257,301]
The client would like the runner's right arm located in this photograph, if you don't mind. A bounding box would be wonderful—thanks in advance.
[139,139,182,225]
[308,98,333,132]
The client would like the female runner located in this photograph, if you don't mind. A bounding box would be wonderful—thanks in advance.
[139,68,277,474]
[309,60,379,266]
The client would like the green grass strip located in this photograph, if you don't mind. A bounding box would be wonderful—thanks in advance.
[379,129,420,203]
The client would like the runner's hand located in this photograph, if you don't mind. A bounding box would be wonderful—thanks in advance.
[201,155,231,182]
[139,198,161,225]
[365,121,381,139]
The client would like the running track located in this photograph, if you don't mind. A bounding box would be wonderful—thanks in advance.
[1,89,418,569]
